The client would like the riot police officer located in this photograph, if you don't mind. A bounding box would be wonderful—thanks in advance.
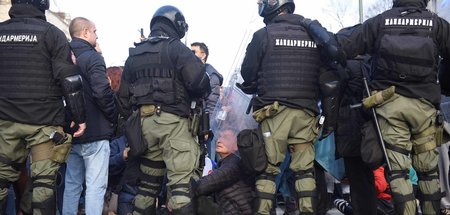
[238,0,341,214]
[0,0,86,214]
[116,5,211,215]
[336,0,450,214]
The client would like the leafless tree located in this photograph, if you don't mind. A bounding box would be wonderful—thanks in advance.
[364,0,392,20]
[323,0,354,29]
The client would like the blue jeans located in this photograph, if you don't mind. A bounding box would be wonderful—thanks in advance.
[5,185,16,215]
[63,140,110,215]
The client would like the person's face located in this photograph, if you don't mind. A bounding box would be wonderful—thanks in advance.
[191,45,206,64]
[83,23,98,47]
[216,130,237,158]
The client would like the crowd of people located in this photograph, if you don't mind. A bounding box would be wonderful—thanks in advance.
[0,0,450,215]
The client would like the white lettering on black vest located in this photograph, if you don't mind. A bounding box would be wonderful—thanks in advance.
[384,18,433,27]
[0,34,38,43]
[275,39,317,48]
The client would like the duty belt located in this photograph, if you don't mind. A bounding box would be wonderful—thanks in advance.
[140,104,160,117]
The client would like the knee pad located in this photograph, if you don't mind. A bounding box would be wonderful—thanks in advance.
[294,168,317,209]
[134,174,163,215]
[294,168,315,183]
[32,188,56,214]
[169,183,191,200]
[139,159,165,196]
[390,191,416,215]
[138,174,164,199]
[416,168,441,210]
[255,173,277,210]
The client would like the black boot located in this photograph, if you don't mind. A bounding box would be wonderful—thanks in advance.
[135,205,157,215]
[32,195,56,215]
[171,202,195,215]
[0,198,7,215]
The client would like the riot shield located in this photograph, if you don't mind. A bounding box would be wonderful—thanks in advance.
[208,84,258,161]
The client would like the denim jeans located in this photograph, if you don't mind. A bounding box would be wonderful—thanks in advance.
[5,185,16,215]
[63,140,110,215]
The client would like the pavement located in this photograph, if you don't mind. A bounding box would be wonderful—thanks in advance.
[275,207,344,215]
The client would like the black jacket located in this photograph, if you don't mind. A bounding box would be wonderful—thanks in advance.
[205,64,223,113]
[193,154,254,215]
[69,38,117,144]
[335,58,371,158]
[337,0,450,108]
[0,5,78,126]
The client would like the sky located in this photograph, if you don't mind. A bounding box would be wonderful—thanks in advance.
[50,0,359,84]
[50,0,449,85]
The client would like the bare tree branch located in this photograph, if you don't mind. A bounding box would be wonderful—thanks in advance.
[323,0,351,28]
[364,0,392,20]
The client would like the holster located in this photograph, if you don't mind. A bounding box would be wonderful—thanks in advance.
[435,111,446,147]
[252,101,280,123]
[190,113,200,137]
[51,134,73,163]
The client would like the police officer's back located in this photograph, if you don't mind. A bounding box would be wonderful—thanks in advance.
[336,0,450,214]
[116,5,211,215]
[0,0,86,214]
[239,0,340,214]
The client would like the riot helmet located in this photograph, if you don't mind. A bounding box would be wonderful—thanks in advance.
[11,0,49,12]
[150,5,189,39]
[257,0,295,18]
[393,0,430,6]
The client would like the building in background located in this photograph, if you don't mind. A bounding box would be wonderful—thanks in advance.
[0,0,71,38]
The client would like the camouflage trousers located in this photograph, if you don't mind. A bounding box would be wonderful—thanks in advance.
[133,107,200,215]
[255,106,320,215]
[376,94,440,215]
[0,119,66,215]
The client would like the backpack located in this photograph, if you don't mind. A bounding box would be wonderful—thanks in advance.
[237,127,267,175]
[360,120,384,170]
[124,109,147,159]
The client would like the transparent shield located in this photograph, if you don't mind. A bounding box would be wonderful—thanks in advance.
[208,84,258,161]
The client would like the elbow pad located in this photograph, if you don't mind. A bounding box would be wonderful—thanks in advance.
[439,59,450,96]
[319,70,341,139]
[319,70,341,97]
[63,75,86,124]
[304,20,347,66]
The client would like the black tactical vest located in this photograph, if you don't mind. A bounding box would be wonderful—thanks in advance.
[0,18,61,98]
[128,38,190,113]
[374,7,438,83]
[258,23,321,100]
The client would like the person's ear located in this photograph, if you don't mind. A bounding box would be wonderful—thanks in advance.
[82,28,89,39]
